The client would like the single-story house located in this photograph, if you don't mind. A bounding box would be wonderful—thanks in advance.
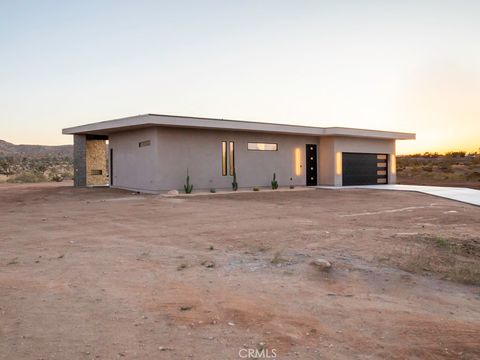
[62,114,415,192]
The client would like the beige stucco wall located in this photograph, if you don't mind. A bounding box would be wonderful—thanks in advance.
[155,127,319,191]
[86,139,108,186]
[109,128,159,192]
[318,136,396,186]
[108,127,398,192]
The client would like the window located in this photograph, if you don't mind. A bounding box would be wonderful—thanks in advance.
[139,140,151,147]
[221,141,227,176]
[247,142,278,151]
[91,169,103,175]
[229,141,235,175]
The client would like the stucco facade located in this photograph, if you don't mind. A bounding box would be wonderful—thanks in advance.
[319,136,396,186]
[63,113,415,192]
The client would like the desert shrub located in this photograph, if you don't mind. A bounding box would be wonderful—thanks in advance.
[271,250,288,265]
[466,171,480,180]
[445,151,466,158]
[388,236,480,285]
[50,173,64,182]
[61,171,74,179]
[438,163,453,173]
[7,171,47,183]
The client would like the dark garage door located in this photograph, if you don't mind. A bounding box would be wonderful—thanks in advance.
[342,153,388,186]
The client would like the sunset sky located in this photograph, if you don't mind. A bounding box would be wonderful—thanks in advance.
[0,0,479,154]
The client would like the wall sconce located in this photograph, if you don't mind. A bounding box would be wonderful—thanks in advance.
[335,152,342,176]
[295,148,301,176]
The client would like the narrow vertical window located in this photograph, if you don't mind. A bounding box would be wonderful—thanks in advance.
[221,141,227,176]
[229,141,235,176]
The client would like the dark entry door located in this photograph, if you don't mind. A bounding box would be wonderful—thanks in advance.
[342,153,388,186]
[306,144,317,186]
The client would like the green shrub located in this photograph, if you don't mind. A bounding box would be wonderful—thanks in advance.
[184,169,193,194]
[271,172,278,190]
[232,168,238,191]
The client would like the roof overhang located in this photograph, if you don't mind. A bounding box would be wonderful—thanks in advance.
[62,114,416,140]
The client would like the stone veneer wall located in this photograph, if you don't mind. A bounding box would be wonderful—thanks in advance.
[73,135,86,187]
[86,139,108,186]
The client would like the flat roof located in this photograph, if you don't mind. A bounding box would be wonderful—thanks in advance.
[62,113,415,140]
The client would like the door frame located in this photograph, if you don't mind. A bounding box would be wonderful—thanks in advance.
[305,144,318,186]
[109,148,113,186]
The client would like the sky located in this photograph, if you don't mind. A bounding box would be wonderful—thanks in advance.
[0,0,479,154]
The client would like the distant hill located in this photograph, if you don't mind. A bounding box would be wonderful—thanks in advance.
[0,140,73,158]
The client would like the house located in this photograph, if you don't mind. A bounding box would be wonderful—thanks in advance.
[62,114,415,192]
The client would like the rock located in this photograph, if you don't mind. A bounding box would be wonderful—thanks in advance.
[180,305,193,311]
[311,259,332,271]
[158,346,173,351]
[228,321,235,326]
[167,189,179,196]
[202,260,216,268]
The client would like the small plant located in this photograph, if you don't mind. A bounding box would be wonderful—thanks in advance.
[289,177,294,189]
[271,172,278,190]
[271,250,288,265]
[50,173,64,182]
[232,168,238,191]
[184,169,193,194]
[253,187,260,191]
[436,237,447,247]
[209,188,216,193]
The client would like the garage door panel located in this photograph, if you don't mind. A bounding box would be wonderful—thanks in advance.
[342,153,388,186]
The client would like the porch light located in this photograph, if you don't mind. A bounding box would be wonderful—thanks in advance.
[295,148,301,176]
[336,152,342,176]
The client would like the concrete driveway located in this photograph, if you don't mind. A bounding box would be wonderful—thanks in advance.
[317,184,480,207]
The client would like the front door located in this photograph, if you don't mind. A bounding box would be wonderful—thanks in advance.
[306,144,317,186]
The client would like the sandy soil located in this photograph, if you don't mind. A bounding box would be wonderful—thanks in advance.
[1,183,479,359]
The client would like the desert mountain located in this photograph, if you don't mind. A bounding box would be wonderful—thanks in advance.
[0,140,73,158]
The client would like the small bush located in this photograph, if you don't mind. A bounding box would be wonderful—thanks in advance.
[50,173,64,182]
[435,237,447,247]
[271,250,288,265]
[253,187,260,191]
[7,171,47,183]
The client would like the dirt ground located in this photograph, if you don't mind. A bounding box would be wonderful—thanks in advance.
[1,182,479,360]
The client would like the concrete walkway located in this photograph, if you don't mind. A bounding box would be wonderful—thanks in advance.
[317,184,480,207]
